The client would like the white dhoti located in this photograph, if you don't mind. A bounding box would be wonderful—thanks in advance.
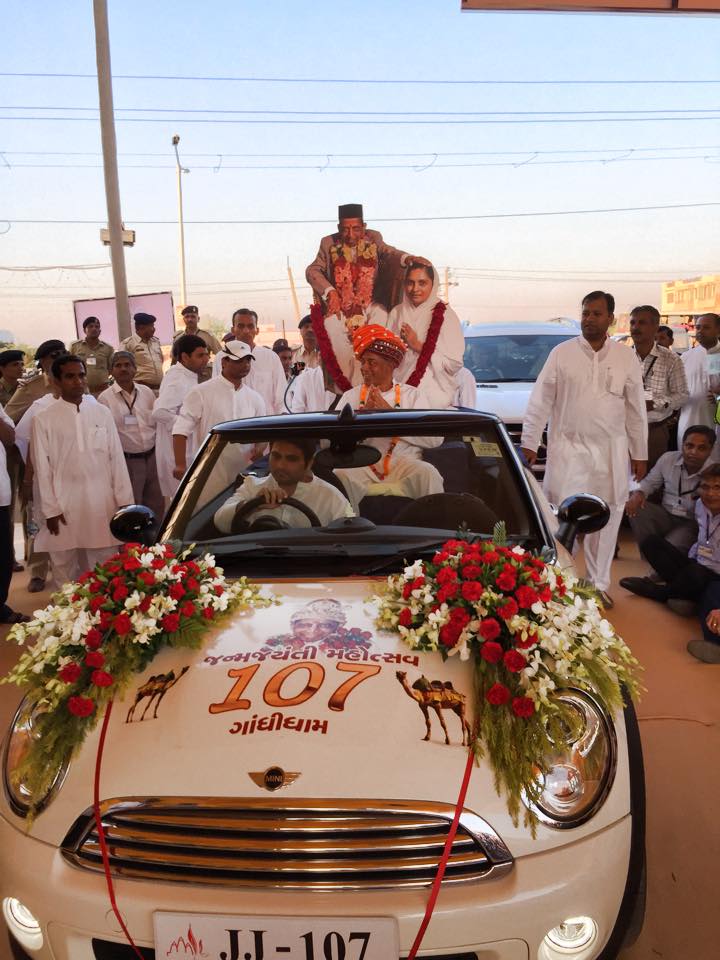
[50,546,117,587]
[579,502,625,593]
[335,458,443,515]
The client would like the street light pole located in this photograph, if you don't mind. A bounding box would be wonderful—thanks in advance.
[92,0,131,340]
[172,135,188,307]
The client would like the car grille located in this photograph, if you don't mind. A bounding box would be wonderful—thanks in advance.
[504,422,548,479]
[62,797,513,890]
[90,942,481,960]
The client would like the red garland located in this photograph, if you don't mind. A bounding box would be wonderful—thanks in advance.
[311,302,353,394]
[406,301,446,388]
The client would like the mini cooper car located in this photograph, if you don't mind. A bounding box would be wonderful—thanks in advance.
[1,409,644,960]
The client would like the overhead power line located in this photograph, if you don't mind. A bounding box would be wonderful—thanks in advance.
[3,105,719,116]
[3,201,718,226]
[1,71,720,85]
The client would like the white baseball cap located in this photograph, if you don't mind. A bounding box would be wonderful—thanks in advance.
[221,340,254,361]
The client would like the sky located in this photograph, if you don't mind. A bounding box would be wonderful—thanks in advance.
[1,0,719,346]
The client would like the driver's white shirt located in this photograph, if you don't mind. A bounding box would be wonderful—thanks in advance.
[214,473,354,533]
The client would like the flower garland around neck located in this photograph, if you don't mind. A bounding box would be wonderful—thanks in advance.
[406,301,446,388]
[329,237,378,325]
[311,302,353,394]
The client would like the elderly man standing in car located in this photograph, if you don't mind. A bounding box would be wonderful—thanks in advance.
[629,305,688,469]
[521,291,648,609]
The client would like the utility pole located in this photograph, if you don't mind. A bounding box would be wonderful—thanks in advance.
[287,257,301,334]
[92,0,131,340]
[172,135,188,307]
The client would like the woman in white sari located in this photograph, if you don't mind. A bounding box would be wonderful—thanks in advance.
[388,262,465,408]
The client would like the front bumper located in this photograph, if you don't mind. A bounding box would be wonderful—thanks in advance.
[1,813,631,960]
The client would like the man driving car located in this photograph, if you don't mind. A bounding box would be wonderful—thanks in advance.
[214,438,354,533]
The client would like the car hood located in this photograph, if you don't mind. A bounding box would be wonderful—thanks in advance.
[474,382,534,423]
[7,580,630,859]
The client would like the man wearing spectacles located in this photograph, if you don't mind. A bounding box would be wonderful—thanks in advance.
[621,462,720,616]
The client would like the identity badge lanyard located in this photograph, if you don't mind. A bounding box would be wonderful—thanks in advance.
[121,389,138,425]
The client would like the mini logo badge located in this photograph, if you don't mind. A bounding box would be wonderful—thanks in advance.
[248,766,301,791]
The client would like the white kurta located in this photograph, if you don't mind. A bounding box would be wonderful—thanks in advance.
[289,367,340,413]
[152,364,199,497]
[389,269,465,408]
[14,394,59,464]
[212,345,287,414]
[334,382,443,512]
[98,382,156,454]
[677,343,720,441]
[521,337,648,508]
[454,367,477,409]
[31,398,133,552]
[214,474,354,533]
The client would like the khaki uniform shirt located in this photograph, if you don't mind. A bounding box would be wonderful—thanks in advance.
[291,345,321,369]
[4,372,54,425]
[70,339,115,394]
[120,334,164,389]
[0,376,18,409]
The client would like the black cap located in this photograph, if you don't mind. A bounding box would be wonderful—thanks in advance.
[338,203,363,221]
[34,339,66,361]
[133,312,156,327]
[0,349,24,366]
[298,314,313,329]
[181,305,199,316]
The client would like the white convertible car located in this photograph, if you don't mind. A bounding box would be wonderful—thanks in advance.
[0,409,645,960]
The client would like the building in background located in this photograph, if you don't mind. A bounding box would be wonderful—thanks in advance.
[661,274,720,321]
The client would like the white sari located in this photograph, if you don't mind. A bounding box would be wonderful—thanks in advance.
[388,267,465,408]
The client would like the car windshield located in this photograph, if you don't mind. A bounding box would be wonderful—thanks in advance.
[463,333,576,382]
[161,411,550,578]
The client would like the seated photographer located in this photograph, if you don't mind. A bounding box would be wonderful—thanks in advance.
[214,438,354,533]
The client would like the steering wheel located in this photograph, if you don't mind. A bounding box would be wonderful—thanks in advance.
[229,494,322,533]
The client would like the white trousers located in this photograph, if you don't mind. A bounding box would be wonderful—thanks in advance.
[579,502,624,593]
[335,458,443,515]
[50,546,117,588]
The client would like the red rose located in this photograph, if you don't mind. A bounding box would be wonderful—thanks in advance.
[185,561,200,575]
[486,683,511,706]
[122,557,142,571]
[139,596,152,613]
[528,569,542,583]
[432,551,449,564]
[68,695,95,717]
[89,580,103,594]
[151,558,166,570]
[503,649,527,673]
[164,544,176,557]
[161,613,181,633]
[480,641,503,664]
[91,669,114,687]
[113,584,129,602]
[497,598,519,621]
[214,585,225,596]
[169,582,185,600]
[85,650,105,668]
[110,576,124,588]
[439,623,461,647]
[201,606,215,620]
[402,582,413,600]
[460,581,484,602]
[85,628,103,650]
[436,566,458,585]
[496,571,517,592]
[99,610,113,629]
[411,577,425,590]
[512,696,535,719]
[437,582,459,603]
[171,564,184,575]
[480,551,499,565]
[515,633,537,649]
[138,571,155,587]
[449,606,471,627]
[531,556,546,569]
[58,662,82,683]
[186,577,200,593]
[113,612,133,636]
[479,617,501,641]
[461,564,482,580]
[78,571,93,584]
[71,592,81,602]
[89,596,105,614]
[398,607,413,627]
[206,567,217,577]
[180,601,195,618]
[538,586,552,603]
[515,585,538,609]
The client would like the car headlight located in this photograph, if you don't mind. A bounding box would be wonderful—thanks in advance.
[3,696,69,817]
[523,689,617,828]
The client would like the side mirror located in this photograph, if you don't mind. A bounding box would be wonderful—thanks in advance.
[110,505,158,546]
[555,494,610,552]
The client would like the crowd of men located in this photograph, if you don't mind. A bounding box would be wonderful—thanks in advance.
[1,203,719,663]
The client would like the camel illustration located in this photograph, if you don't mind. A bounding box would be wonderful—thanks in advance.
[125,666,190,723]
[395,671,472,746]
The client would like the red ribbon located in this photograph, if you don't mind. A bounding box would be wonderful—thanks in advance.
[406,301,447,389]
[93,699,146,960]
[406,743,475,960]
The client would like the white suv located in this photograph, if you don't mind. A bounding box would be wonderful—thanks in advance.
[463,321,580,476]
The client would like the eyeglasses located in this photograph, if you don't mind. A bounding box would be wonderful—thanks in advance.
[699,483,720,493]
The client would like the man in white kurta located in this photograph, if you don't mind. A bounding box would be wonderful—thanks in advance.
[521,292,648,601]
[152,334,209,498]
[289,365,343,413]
[31,356,133,586]
[678,313,720,441]
[211,309,286,414]
[333,325,443,513]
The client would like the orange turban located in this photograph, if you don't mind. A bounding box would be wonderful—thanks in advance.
[352,324,406,366]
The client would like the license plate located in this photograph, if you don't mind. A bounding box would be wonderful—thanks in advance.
[153,913,399,960]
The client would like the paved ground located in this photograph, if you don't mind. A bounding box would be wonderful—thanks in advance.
[0,531,718,960]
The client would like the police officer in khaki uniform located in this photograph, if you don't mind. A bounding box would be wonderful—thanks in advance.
[70,317,114,395]
[173,305,221,383]
[0,350,25,409]
[120,313,164,391]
